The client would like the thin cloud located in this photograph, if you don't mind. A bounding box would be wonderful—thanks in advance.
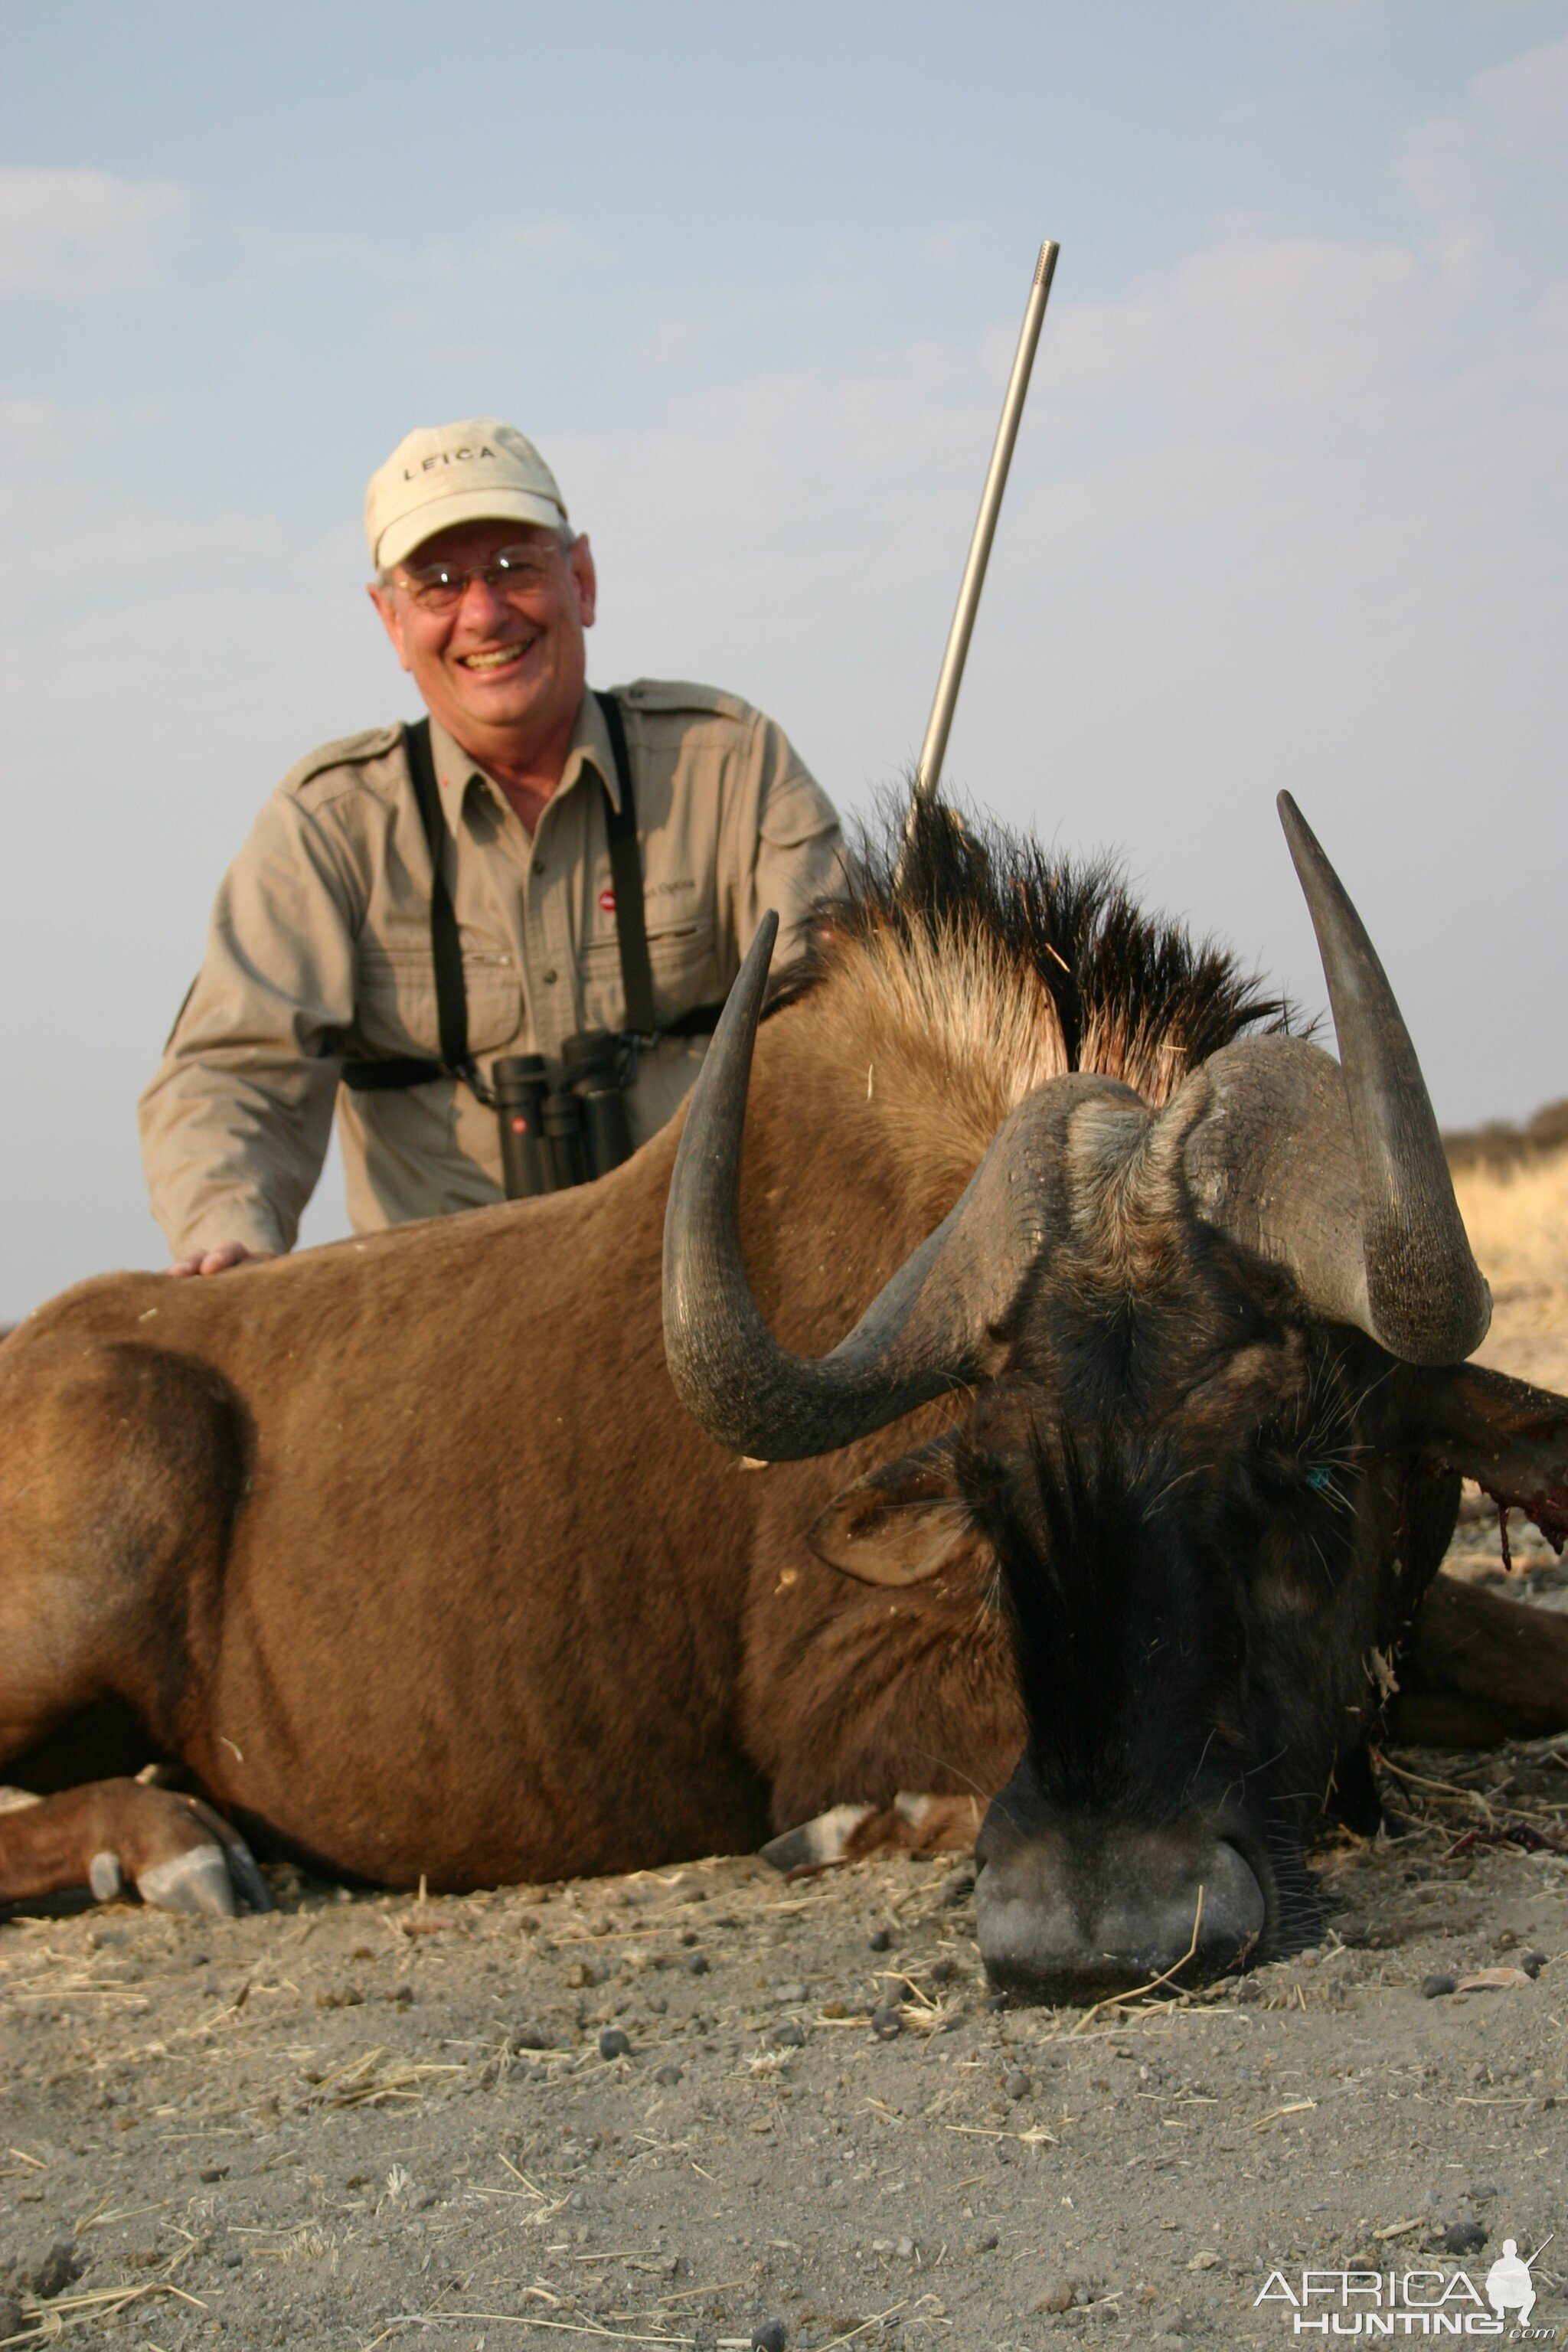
[1397,32,1568,259]
[1473,34,1568,162]
[240,218,580,286]
[0,166,186,296]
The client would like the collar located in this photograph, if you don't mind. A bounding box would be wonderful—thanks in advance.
[424,693,619,838]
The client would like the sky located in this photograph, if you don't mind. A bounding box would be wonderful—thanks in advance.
[2,1,1566,1320]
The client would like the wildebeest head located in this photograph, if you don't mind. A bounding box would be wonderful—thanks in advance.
[662,797,1568,2001]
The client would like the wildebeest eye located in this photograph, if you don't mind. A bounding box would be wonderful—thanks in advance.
[1303,1466,1334,1492]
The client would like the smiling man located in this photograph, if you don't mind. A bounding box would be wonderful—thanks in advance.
[139,418,842,1273]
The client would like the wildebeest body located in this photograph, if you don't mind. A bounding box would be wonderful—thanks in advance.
[0,1009,1034,1881]
[3,799,1567,1993]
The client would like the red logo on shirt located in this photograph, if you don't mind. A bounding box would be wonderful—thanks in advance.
[598,887,616,914]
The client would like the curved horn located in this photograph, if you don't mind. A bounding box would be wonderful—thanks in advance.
[1276,793,1488,1363]
[1184,801,1488,1365]
[662,912,1124,1459]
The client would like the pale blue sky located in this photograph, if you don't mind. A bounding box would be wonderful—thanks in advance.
[3,2,1566,1317]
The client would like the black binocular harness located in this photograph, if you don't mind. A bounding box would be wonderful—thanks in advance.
[341,692,720,1106]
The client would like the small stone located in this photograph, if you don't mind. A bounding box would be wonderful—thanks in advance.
[895,2236,916,2259]
[750,2321,789,2352]
[1004,2067,1033,2100]
[773,1982,808,2005]
[198,2164,229,2183]
[30,2240,81,2300]
[511,2024,548,2050]
[220,2248,243,2268]
[1521,1951,1548,1978]
[1442,2220,1488,2256]
[1186,2249,1220,2271]
[870,2005,903,2040]
[766,2020,806,2049]
[653,2063,683,2086]
[598,2026,632,2060]
[1031,2281,1073,2314]
[1421,1972,1457,1999]
[685,1951,710,1975]
[0,2299,24,2343]
[867,1928,892,1952]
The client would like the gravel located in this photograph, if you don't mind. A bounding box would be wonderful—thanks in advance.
[4,1749,1566,2349]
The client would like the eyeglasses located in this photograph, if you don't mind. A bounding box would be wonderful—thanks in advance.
[392,542,561,614]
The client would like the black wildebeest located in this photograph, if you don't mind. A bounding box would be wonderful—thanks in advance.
[1,792,1564,2007]
[662,793,1568,1998]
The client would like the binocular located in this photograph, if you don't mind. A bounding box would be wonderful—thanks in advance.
[492,1031,633,1197]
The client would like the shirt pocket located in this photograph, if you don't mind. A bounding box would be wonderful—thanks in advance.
[354,942,523,1058]
[580,913,720,1032]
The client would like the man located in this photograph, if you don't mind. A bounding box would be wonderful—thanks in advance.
[140,418,843,1274]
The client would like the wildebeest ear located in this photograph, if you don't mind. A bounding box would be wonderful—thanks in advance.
[808,1436,992,1586]
[1419,1361,1568,1546]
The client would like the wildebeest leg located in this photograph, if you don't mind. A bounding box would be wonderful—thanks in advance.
[0,1779,270,1914]
[763,1792,985,1873]
[0,1333,267,1913]
[1390,1570,1568,1746]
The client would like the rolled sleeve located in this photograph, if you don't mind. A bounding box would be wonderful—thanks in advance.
[138,790,363,1259]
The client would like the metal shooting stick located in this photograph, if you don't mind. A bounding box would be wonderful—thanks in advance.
[901,237,1059,858]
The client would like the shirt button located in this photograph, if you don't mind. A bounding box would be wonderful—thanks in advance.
[542,969,558,985]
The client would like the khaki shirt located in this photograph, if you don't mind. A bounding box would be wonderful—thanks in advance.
[140,681,841,1259]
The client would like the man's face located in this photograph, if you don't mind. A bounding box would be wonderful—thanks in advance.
[368,518,596,760]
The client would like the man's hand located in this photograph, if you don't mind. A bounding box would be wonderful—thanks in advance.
[168,1243,275,1279]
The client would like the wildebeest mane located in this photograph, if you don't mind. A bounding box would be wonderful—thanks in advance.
[779,792,1295,1114]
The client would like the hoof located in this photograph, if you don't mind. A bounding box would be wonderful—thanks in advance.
[220,1837,273,1914]
[761,1802,874,1873]
[136,1841,238,1918]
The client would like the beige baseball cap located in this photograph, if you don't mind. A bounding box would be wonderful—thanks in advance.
[365,417,568,572]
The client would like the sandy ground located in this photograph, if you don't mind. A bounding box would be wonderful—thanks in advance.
[4,1152,1568,2351]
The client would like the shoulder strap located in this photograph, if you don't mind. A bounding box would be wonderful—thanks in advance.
[405,717,469,1074]
[347,704,674,1099]
[594,691,656,1036]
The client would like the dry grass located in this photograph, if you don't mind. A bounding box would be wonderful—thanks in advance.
[1452,1143,1568,1393]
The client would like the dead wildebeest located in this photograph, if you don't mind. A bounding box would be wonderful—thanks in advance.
[1,792,1565,2007]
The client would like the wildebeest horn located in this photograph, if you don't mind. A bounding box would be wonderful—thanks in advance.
[1276,793,1489,1362]
[1184,799,1489,1365]
[662,911,1121,1459]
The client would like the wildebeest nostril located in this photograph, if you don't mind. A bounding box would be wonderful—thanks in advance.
[974,1827,1266,2006]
